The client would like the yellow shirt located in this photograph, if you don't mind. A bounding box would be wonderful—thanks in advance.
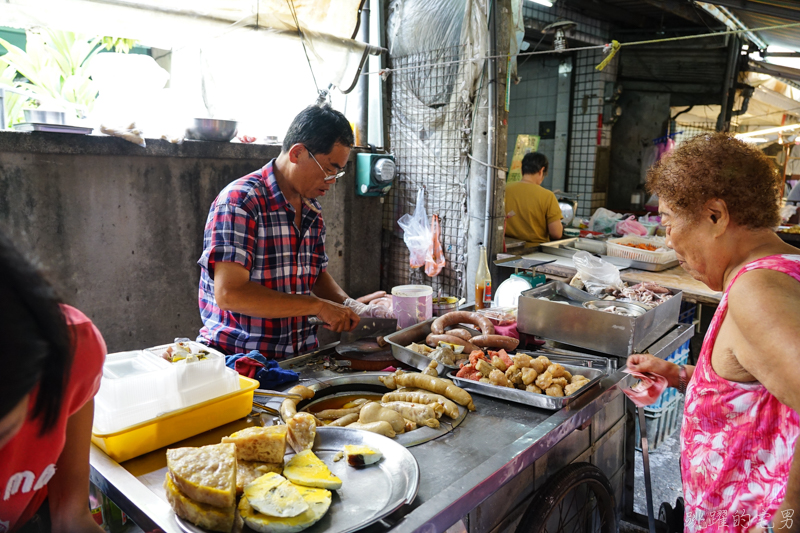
[504,181,563,247]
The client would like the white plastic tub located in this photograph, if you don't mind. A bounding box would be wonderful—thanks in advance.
[606,236,676,264]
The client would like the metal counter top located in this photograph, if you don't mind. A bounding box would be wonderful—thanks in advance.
[90,355,629,533]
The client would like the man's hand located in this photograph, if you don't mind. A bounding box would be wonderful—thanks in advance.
[317,300,359,332]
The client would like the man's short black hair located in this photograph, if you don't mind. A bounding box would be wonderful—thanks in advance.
[282,104,354,155]
[0,231,73,434]
[521,152,549,175]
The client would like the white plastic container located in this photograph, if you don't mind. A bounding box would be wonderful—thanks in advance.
[94,342,239,434]
[391,285,433,329]
[606,236,677,264]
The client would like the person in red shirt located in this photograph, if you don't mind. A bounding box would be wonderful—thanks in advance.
[0,232,106,533]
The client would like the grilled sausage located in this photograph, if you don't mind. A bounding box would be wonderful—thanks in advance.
[470,335,519,350]
[426,333,479,353]
[431,311,495,336]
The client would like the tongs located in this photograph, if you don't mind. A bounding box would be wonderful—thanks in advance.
[251,389,302,418]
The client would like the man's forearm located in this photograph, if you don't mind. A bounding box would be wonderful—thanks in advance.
[312,271,349,304]
[218,281,323,319]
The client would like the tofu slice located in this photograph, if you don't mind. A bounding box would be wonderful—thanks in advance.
[243,472,309,518]
[237,460,283,495]
[283,450,342,490]
[164,473,236,533]
[166,443,237,509]
[344,445,383,467]
[239,484,332,533]
[222,425,288,463]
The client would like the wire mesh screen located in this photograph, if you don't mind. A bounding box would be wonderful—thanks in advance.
[382,45,473,298]
[673,122,717,147]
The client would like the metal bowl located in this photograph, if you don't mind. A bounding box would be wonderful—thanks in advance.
[185,118,238,142]
[23,109,66,125]
[582,299,647,317]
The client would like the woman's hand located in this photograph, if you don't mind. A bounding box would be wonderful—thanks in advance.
[626,353,681,388]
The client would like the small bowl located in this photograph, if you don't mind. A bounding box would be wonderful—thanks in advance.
[24,109,66,125]
[186,118,238,142]
[432,296,458,316]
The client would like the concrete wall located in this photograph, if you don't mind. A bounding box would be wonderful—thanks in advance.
[0,133,383,352]
[607,91,670,211]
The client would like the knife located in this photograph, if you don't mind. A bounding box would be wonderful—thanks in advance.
[308,316,398,344]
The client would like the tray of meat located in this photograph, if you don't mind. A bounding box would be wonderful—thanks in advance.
[448,350,608,410]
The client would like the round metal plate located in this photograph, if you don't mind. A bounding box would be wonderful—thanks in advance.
[175,427,419,533]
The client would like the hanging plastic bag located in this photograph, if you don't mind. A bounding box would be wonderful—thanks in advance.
[616,216,648,236]
[425,214,446,277]
[589,207,623,234]
[573,251,624,296]
[398,188,432,269]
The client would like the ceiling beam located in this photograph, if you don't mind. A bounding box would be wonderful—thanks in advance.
[640,0,706,25]
[763,52,800,58]
[710,1,800,23]
[560,0,652,28]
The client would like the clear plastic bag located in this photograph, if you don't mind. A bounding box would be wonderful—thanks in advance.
[573,251,624,296]
[589,207,623,234]
[425,214,446,276]
[398,188,432,269]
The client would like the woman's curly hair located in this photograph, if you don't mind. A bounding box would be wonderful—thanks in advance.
[647,132,782,229]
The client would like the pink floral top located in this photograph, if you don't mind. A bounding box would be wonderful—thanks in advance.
[682,255,800,532]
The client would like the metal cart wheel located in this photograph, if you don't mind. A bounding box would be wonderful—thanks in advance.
[659,497,685,533]
[515,463,616,533]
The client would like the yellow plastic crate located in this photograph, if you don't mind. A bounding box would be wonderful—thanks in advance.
[92,375,259,463]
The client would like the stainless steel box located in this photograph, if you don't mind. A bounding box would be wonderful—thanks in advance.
[516,281,682,356]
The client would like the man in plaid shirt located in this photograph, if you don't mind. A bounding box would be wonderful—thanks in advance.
[197,105,365,357]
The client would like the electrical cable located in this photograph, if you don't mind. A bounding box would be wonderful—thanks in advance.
[285,0,320,95]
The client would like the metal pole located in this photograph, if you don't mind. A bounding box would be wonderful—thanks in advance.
[483,0,496,251]
[355,0,370,146]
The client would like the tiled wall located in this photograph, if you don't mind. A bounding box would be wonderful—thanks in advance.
[519,4,618,219]
[507,56,560,190]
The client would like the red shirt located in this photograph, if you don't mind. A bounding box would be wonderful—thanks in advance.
[0,305,106,532]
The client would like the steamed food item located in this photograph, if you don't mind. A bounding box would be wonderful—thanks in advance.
[344,444,383,466]
[346,420,397,438]
[239,484,332,533]
[244,472,309,517]
[237,460,283,495]
[287,412,317,453]
[222,426,287,463]
[283,450,343,490]
[358,402,407,434]
[164,473,237,532]
[166,443,237,508]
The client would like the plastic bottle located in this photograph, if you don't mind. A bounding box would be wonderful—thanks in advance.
[475,245,492,309]
[89,483,106,528]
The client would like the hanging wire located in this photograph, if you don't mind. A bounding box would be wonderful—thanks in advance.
[285,0,320,95]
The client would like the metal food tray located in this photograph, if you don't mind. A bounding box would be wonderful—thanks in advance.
[540,238,679,272]
[384,319,460,376]
[14,122,93,134]
[448,361,607,410]
[517,281,682,357]
[176,426,420,533]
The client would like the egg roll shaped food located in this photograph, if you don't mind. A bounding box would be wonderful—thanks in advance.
[313,398,368,420]
[382,390,459,419]
[346,420,397,438]
[280,385,315,421]
[358,402,406,433]
[379,371,475,410]
[326,413,359,427]
[381,401,442,427]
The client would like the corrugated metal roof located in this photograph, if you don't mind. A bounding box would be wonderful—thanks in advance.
[735,6,800,52]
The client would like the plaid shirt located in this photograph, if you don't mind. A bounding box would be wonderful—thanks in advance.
[197,160,327,357]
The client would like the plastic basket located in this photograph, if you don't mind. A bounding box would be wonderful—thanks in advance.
[679,302,697,324]
[635,395,681,451]
[606,236,677,264]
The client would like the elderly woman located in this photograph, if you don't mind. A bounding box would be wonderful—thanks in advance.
[627,133,800,532]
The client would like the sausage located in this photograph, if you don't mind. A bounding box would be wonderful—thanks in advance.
[431,311,495,336]
[280,385,315,421]
[426,333,479,353]
[470,335,519,351]
[314,398,368,420]
[444,328,472,341]
[327,413,359,427]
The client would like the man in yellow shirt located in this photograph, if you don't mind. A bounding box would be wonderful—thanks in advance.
[505,152,564,247]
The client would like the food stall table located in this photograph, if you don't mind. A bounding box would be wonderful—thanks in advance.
[90,351,631,533]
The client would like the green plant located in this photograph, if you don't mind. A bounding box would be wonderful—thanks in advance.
[0,28,103,125]
[101,36,137,54]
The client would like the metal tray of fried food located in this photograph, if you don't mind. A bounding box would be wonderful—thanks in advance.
[448,362,606,411]
[384,319,460,376]
[176,426,420,533]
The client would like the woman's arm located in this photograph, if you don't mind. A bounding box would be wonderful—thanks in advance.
[626,353,695,389]
[46,399,105,533]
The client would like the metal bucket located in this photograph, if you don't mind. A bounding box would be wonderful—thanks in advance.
[431,296,458,316]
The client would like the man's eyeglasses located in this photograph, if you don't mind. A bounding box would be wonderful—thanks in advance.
[307,150,346,183]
